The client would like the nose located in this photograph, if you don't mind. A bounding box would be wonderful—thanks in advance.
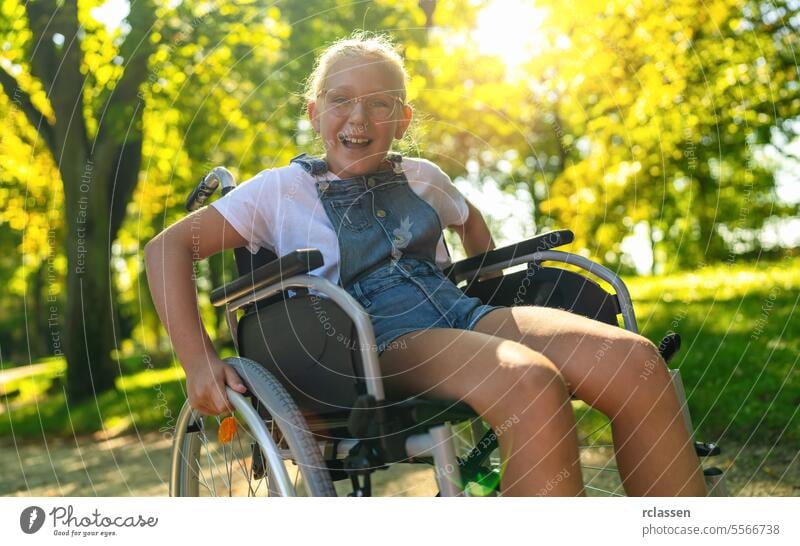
[347,99,368,124]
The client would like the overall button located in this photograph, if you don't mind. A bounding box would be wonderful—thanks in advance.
[376,209,386,218]
[367,177,376,188]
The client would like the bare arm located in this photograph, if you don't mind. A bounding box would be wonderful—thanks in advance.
[144,206,249,415]
[450,198,496,257]
[449,199,502,280]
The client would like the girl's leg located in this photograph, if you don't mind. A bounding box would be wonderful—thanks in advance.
[474,306,706,496]
[378,328,585,496]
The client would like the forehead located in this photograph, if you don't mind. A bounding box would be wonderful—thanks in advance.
[323,56,404,94]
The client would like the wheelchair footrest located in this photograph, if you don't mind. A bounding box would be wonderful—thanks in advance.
[695,441,721,457]
[348,473,371,497]
[703,466,727,496]
[343,441,386,497]
[658,332,681,363]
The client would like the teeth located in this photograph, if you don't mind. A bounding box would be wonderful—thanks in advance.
[339,134,370,144]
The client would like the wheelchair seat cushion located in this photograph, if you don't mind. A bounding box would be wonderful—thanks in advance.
[346,257,499,354]
[237,294,365,417]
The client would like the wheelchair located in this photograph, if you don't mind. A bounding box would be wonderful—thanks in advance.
[168,167,727,497]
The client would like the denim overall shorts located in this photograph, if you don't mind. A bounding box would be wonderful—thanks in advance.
[291,153,498,355]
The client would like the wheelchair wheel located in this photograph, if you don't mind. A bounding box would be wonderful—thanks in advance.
[571,405,625,496]
[170,357,336,497]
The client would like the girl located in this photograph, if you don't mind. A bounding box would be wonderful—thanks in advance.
[145,33,706,496]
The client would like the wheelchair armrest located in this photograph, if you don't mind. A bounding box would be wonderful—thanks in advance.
[209,248,324,307]
[443,229,574,283]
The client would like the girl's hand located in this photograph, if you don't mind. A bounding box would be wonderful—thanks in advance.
[185,357,248,416]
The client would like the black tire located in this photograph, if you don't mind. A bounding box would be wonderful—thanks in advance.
[170,357,336,497]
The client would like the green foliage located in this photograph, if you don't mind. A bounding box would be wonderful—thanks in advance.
[1,1,798,379]
[419,0,799,271]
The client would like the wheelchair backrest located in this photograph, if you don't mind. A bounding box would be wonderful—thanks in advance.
[463,265,621,328]
[234,246,278,277]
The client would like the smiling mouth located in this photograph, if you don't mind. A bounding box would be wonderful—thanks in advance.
[338,133,372,149]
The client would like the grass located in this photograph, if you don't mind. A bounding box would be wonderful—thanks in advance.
[629,258,800,445]
[1,259,798,446]
[0,357,65,402]
[0,361,188,439]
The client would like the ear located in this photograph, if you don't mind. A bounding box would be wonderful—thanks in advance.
[308,101,320,133]
[394,104,413,139]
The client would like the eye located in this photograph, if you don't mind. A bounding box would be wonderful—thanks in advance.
[331,95,351,105]
[369,98,391,109]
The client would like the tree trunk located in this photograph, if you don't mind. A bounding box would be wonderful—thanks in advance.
[63,234,118,401]
[27,262,48,358]
[61,150,119,401]
[2,0,155,403]
[695,174,727,263]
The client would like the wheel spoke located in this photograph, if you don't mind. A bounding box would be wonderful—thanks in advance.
[232,425,259,496]
[194,455,214,495]
[582,464,619,473]
[205,416,230,490]
[198,423,219,496]
[584,484,624,497]
[582,421,612,442]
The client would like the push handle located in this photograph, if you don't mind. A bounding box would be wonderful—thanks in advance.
[185,167,236,211]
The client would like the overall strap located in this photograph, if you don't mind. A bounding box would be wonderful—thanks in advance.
[290,153,330,176]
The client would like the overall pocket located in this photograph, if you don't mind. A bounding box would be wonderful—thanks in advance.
[329,198,370,232]
[353,273,409,308]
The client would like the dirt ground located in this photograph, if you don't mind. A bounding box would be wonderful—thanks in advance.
[1,432,797,497]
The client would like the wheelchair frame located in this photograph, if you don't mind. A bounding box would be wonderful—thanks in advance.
[168,167,726,497]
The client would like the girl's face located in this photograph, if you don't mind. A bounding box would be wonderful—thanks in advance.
[308,56,412,179]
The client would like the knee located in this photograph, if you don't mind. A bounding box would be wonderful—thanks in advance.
[620,335,671,387]
[487,346,571,420]
[515,359,571,406]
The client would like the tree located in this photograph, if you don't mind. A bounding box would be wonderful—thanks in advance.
[0,0,158,400]
[0,0,291,400]
[415,0,799,271]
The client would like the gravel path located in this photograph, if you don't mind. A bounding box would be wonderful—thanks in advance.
[1,433,796,497]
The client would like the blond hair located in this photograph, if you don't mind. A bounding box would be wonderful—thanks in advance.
[304,31,409,102]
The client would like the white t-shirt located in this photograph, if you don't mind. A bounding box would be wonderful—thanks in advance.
[211,156,469,284]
